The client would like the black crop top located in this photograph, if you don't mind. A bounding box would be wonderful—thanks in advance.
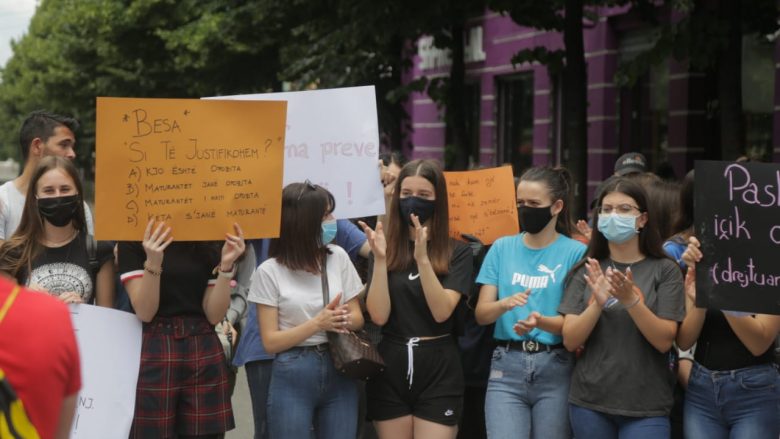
[367,239,473,338]
[694,309,774,371]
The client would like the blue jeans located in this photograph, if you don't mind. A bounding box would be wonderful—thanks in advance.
[245,360,273,439]
[484,346,573,439]
[684,362,780,439]
[569,404,670,439]
[267,346,359,439]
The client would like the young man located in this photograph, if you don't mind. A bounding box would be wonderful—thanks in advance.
[0,110,93,239]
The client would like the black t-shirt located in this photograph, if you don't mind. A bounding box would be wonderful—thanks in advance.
[118,241,220,317]
[21,231,113,303]
[368,239,473,338]
[694,309,774,370]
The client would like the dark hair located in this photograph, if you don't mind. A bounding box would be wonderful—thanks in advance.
[671,169,694,236]
[269,182,335,273]
[0,156,87,278]
[519,166,576,237]
[19,111,79,162]
[646,179,680,241]
[379,151,407,168]
[386,159,451,274]
[572,177,668,274]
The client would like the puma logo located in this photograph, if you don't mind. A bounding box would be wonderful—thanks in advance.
[408,272,420,281]
[537,264,562,283]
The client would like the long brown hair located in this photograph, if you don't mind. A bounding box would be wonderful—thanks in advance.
[386,159,452,274]
[0,156,87,279]
[269,181,335,274]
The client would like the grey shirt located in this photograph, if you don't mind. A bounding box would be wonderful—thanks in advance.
[559,257,684,417]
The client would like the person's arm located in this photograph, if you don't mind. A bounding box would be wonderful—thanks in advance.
[608,267,679,353]
[202,223,246,325]
[412,214,464,322]
[54,394,77,439]
[124,221,173,322]
[474,284,529,325]
[358,241,370,258]
[94,259,115,308]
[258,292,351,354]
[561,259,610,351]
[359,221,391,325]
[677,267,706,350]
[516,313,565,336]
[724,314,780,356]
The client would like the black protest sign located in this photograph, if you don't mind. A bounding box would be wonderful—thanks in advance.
[694,160,780,315]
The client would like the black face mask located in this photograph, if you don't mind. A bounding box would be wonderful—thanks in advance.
[399,196,436,226]
[37,195,80,227]
[518,205,554,234]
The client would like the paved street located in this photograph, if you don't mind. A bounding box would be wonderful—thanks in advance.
[227,367,254,438]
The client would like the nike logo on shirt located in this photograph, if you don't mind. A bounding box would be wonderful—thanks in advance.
[408,272,420,280]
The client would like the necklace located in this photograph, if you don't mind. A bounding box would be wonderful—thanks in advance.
[41,229,79,248]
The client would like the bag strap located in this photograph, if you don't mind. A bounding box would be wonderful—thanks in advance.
[0,285,22,325]
[321,255,329,307]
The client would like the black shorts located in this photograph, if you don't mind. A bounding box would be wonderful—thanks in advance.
[367,335,464,426]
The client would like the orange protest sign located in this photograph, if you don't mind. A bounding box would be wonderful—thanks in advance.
[444,166,519,244]
[95,97,286,241]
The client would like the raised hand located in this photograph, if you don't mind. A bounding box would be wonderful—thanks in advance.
[410,213,429,263]
[584,257,610,307]
[500,289,530,312]
[681,236,702,269]
[576,220,592,241]
[314,292,351,333]
[142,219,173,267]
[220,223,246,271]
[358,220,387,260]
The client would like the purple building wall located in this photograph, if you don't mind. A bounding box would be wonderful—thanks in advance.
[403,6,780,192]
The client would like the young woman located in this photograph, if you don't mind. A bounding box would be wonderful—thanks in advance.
[559,177,684,438]
[475,167,586,439]
[360,159,473,439]
[677,238,780,438]
[0,156,114,307]
[118,220,245,438]
[253,182,364,439]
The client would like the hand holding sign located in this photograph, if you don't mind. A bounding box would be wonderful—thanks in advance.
[142,220,173,269]
[681,236,702,269]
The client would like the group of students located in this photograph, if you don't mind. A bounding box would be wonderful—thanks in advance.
[0,111,778,439]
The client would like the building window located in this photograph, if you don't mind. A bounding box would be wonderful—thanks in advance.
[742,33,774,161]
[444,81,480,169]
[496,73,534,176]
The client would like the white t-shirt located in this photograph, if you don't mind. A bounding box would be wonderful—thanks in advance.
[249,244,363,346]
[0,180,94,239]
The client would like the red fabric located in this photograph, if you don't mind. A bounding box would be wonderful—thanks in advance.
[0,278,81,439]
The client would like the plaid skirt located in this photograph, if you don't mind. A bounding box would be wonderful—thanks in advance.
[130,315,235,438]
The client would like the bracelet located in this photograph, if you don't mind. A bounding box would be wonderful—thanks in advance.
[216,264,236,279]
[143,262,162,276]
[624,294,641,310]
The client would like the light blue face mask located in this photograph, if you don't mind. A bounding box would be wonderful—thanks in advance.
[597,213,638,244]
[322,218,337,244]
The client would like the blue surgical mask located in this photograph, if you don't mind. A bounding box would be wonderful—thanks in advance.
[597,213,638,244]
[322,218,337,244]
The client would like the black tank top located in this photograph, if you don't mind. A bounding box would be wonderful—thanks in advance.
[694,309,773,371]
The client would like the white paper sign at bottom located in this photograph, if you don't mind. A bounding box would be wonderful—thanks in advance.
[69,305,142,439]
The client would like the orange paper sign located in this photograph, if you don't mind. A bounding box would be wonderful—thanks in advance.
[95,97,287,241]
[444,166,519,245]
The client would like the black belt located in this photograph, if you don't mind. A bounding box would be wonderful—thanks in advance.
[290,343,329,353]
[497,339,564,353]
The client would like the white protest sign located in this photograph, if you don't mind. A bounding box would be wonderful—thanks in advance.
[207,86,385,219]
[69,305,142,439]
